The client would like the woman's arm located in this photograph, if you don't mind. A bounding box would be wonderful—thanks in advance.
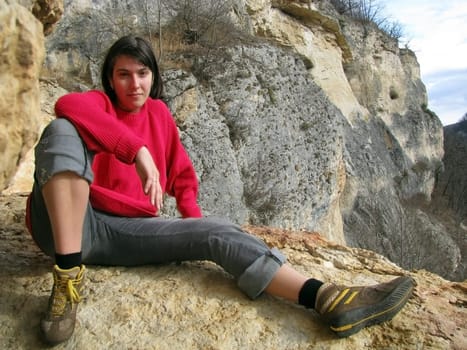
[55,90,145,164]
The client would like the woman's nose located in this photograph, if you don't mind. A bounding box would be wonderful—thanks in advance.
[129,74,140,88]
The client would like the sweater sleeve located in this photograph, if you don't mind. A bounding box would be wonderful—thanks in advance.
[160,102,202,218]
[54,91,145,164]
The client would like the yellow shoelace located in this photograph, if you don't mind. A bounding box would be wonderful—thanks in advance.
[50,274,82,317]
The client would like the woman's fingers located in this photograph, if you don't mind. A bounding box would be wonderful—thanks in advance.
[153,179,163,210]
[136,147,163,210]
[148,176,163,209]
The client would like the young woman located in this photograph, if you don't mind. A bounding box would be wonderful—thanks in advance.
[26,35,414,345]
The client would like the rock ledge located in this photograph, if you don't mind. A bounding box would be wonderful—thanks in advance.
[0,194,465,349]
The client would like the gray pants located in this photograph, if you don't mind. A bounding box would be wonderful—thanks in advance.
[29,118,286,299]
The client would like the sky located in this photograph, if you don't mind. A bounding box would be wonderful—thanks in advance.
[382,0,467,125]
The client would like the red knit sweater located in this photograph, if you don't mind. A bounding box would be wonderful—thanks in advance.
[26,90,202,228]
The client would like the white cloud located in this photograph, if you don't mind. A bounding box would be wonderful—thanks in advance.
[426,69,467,125]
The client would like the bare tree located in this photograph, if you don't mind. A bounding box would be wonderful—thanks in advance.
[329,0,404,41]
[161,0,234,45]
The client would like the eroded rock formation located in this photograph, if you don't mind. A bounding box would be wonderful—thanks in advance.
[0,1,44,190]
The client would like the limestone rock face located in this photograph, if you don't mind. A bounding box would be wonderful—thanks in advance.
[162,47,346,244]
[32,0,64,35]
[431,120,467,280]
[1,80,64,195]
[0,1,44,191]
[242,0,458,280]
[0,193,465,349]
[246,0,366,121]
[434,121,467,220]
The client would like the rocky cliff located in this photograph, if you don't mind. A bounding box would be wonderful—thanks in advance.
[0,0,44,191]
[240,1,462,281]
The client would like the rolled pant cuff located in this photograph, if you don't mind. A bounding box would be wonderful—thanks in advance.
[237,248,287,299]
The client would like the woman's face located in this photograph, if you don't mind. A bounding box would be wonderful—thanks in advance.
[110,55,153,113]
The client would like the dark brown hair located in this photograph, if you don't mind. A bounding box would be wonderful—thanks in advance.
[101,35,163,102]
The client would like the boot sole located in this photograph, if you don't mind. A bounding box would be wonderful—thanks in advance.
[329,276,414,338]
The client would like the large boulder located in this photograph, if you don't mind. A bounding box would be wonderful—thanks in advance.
[0,1,44,190]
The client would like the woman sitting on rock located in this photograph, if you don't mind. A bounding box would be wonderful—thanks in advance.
[26,35,414,345]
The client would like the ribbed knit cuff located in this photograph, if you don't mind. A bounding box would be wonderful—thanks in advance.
[298,278,324,309]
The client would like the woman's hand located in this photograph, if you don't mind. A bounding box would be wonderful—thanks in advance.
[135,146,163,210]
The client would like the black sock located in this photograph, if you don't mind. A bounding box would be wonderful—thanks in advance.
[298,278,324,309]
[55,252,82,270]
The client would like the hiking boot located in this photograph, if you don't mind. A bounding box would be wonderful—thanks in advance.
[40,265,85,345]
[315,275,414,338]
